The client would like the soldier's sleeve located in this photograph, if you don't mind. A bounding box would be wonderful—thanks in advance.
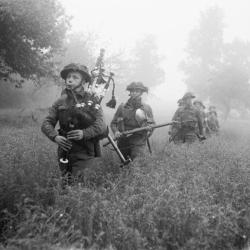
[145,104,155,125]
[41,100,59,142]
[172,108,181,122]
[81,107,107,140]
[215,117,220,129]
[169,108,181,133]
[110,104,123,134]
[196,110,204,135]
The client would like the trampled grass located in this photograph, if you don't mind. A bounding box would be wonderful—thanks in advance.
[0,117,249,250]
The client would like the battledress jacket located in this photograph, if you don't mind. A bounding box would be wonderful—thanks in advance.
[110,101,155,146]
[194,108,206,134]
[41,89,107,160]
[206,112,220,132]
[171,104,203,136]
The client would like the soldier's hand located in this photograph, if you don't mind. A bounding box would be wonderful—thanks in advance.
[114,131,122,139]
[67,130,84,140]
[199,135,206,141]
[146,125,153,137]
[55,136,72,151]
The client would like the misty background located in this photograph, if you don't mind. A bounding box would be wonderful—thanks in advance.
[1,0,250,124]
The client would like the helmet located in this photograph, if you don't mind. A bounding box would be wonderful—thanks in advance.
[60,63,91,82]
[208,105,216,111]
[182,92,195,100]
[126,82,148,93]
[177,98,184,105]
[193,100,205,108]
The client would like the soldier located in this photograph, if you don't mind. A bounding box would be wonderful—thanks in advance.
[206,106,220,135]
[177,98,184,107]
[41,63,107,186]
[193,99,206,135]
[169,92,205,144]
[168,98,184,137]
[110,82,155,160]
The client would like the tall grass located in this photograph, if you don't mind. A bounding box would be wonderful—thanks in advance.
[0,116,249,249]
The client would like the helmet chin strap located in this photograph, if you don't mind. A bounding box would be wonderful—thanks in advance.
[70,79,86,91]
[72,83,83,91]
[67,81,86,104]
[129,93,143,99]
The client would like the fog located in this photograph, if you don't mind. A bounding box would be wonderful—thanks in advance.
[2,0,250,123]
[58,0,250,122]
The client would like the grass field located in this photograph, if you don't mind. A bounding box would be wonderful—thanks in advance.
[0,115,249,250]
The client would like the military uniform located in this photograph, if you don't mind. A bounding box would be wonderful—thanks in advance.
[170,92,204,144]
[193,100,206,135]
[111,82,155,160]
[41,64,107,183]
[206,106,219,135]
[177,98,184,107]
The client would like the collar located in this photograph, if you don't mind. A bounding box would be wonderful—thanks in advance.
[125,97,142,109]
[65,87,87,99]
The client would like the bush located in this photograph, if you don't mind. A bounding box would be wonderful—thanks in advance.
[0,120,249,249]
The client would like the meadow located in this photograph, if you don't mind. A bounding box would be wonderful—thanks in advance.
[0,114,249,250]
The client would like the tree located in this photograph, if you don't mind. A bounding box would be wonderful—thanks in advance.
[209,40,250,118]
[180,6,250,119]
[59,32,98,68]
[0,0,70,79]
[129,34,165,87]
[180,6,224,99]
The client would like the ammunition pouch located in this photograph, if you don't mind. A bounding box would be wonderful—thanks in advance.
[181,120,196,130]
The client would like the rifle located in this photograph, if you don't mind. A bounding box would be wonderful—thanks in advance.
[169,120,206,142]
[106,133,132,167]
[103,121,178,147]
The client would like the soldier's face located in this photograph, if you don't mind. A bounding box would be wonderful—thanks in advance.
[65,71,86,90]
[129,89,143,99]
[194,103,201,110]
[183,98,192,105]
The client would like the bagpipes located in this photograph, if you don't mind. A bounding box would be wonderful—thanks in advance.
[60,48,117,131]
[86,48,117,110]
[59,49,131,168]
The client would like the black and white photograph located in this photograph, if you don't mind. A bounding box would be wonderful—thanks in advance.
[0,0,249,249]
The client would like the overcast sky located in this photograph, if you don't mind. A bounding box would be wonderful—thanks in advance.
[59,0,250,109]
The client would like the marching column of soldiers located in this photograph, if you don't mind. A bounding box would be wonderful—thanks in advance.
[169,92,219,144]
[41,60,220,187]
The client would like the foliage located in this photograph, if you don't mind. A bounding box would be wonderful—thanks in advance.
[180,6,250,119]
[0,0,70,79]
[59,32,98,69]
[101,34,166,104]
[180,6,224,97]
[129,34,165,87]
[0,81,28,108]
[209,40,250,117]
[0,117,249,249]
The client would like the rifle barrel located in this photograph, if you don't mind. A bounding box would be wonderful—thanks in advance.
[121,122,174,136]
[103,121,176,147]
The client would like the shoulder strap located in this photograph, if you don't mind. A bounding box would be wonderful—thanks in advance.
[119,103,125,118]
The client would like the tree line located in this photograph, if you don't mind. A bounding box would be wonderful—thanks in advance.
[1,1,250,119]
